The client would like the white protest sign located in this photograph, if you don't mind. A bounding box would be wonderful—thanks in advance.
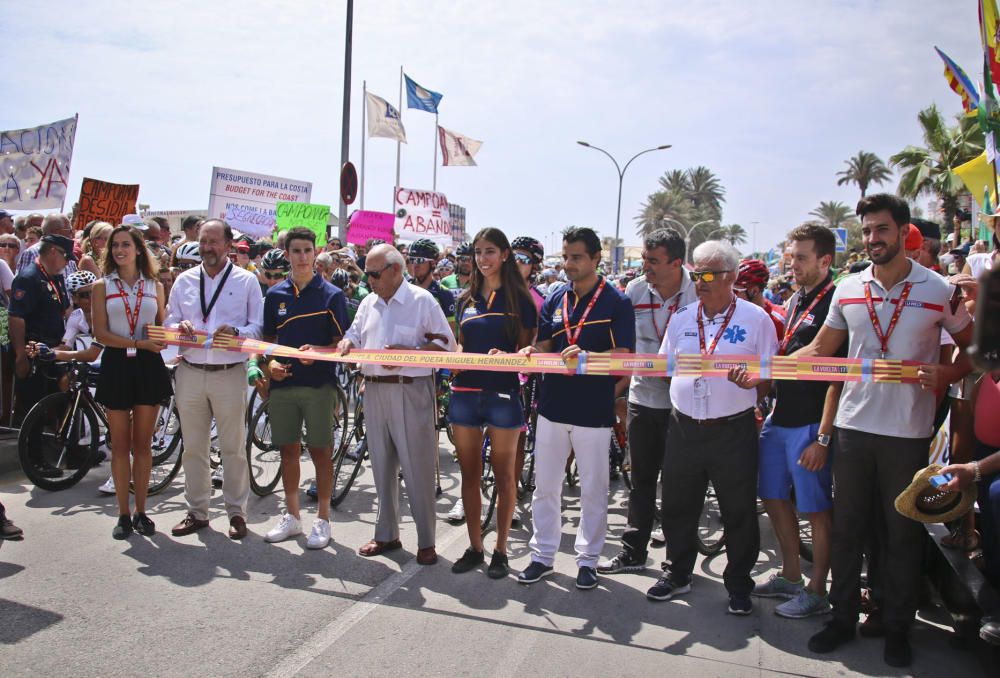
[0,116,77,210]
[393,187,451,247]
[207,166,311,239]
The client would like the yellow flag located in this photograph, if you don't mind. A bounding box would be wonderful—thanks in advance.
[954,151,997,208]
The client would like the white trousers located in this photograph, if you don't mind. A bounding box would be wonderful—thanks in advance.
[529,414,612,568]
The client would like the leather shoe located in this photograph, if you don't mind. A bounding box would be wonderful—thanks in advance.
[358,538,402,557]
[859,611,885,638]
[171,513,209,536]
[417,547,438,565]
[228,516,247,540]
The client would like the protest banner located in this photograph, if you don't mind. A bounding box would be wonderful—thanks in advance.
[74,178,140,230]
[394,187,451,247]
[0,115,78,210]
[347,210,395,245]
[207,166,311,239]
[275,202,330,247]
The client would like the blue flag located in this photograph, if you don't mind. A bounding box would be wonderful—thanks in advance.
[404,74,443,113]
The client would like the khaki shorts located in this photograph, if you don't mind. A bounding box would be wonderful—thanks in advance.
[268,383,338,448]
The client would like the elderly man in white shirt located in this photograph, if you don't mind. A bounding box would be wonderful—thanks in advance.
[338,244,455,565]
[165,219,264,540]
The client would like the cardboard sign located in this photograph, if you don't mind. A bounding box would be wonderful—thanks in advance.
[0,116,77,210]
[74,178,140,230]
[347,210,395,245]
[207,166,311,239]
[393,187,451,247]
[275,202,330,247]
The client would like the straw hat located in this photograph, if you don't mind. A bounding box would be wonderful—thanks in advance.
[894,464,977,524]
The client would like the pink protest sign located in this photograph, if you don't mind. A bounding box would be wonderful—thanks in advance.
[347,210,395,245]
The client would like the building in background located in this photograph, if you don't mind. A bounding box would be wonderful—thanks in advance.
[140,209,208,235]
[449,203,467,249]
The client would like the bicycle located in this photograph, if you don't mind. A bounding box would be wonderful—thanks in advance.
[518,374,539,498]
[331,388,367,507]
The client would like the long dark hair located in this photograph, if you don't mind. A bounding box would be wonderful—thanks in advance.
[458,227,532,343]
[102,225,159,279]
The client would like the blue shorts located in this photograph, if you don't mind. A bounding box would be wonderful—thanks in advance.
[758,417,833,513]
[447,389,524,430]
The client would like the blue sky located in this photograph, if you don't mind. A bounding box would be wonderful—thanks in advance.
[0,1,982,255]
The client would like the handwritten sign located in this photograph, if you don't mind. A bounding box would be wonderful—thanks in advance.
[0,116,77,210]
[74,178,140,230]
[207,166,311,239]
[347,210,395,245]
[394,187,451,247]
[275,202,330,247]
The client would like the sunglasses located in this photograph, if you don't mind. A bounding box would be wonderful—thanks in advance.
[688,270,731,283]
[365,263,393,280]
[175,262,197,270]
[457,256,472,262]
[0,243,19,250]
[407,256,432,265]
[514,252,533,265]
[74,290,91,299]
[263,271,287,280]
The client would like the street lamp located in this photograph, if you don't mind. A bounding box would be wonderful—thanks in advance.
[661,217,719,264]
[577,141,671,273]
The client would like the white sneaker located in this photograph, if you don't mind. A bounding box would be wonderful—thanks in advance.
[306,518,331,549]
[447,498,465,522]
[650,527,665,546]
[98,476,115,495]
[265,513,303,543]
[211,463,224,488]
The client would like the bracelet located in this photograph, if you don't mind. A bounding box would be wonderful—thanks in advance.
[973,460,982,483]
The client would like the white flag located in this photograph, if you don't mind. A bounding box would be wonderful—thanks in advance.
[0,116,77,209]
[365,92,406,143]
[438,126,482,166]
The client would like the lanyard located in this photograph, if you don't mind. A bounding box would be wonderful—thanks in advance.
[696,299,737,355]
[778,280,834,355]
[563,277,606,345]
[36,261,64,306]
[649,289,680,343]
[864,280,912,358]
[200,262,233,322]
[114,277,145,339]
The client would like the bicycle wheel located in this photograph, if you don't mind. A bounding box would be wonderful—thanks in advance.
[246,398,282,496]
[135,401,184,496]
[331,399,366,508]
[18,391,100,491]
[518,450,535,497]
[480,441,497,532]
[331,384,350,455]
[697,482,727,556]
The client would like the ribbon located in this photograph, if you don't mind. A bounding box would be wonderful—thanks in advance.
[149,326,924,385]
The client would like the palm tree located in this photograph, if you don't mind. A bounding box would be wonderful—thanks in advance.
[836,151,892,199]
[889,104,984,225]
[635,167,726,238]
[720,223,748,247]
[808,201,856,229]
[687,166,725,218]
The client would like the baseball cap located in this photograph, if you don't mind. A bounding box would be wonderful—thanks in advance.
[236,240,251,252]
[0,209,11,220]
[904,224,924,251]
[41,234,77,261]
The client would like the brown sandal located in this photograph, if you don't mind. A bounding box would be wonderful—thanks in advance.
[358,538,402,557]
[941,527,981,552]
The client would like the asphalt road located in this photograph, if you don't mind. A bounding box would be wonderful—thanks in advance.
[0,440,986,678]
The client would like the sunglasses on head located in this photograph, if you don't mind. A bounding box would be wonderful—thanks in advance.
[263,271,287,280]
[365,263,393,280]
[688,270,731,283]
[514,252,533,265]
[407,256,431,265]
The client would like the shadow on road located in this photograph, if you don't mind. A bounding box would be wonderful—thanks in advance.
[0,598,63,644]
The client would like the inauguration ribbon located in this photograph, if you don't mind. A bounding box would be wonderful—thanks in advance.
[148,326,923,385]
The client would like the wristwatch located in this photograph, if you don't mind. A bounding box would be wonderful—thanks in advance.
[816,433,831,447]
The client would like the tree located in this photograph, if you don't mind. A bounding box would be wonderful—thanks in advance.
[636,166,726,241]
[808,201,857,229]
[889,104,984,225]
[836,151,892,199]
[720,223,748,247]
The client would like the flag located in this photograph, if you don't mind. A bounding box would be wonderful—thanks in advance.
[365,92,406,143]
[404,74,443,114]
[0,115,77,209]
[981,0,1000,87]
[953,151,997,210]
[438,127,483,166]
[934,47,980,114]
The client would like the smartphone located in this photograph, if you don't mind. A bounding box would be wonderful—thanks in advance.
[928,473,953,489]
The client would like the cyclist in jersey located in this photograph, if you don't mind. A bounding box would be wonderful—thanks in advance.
[734,258,784,341]
[441,241,473,291]
[448,228,537,579]
[406,238,456,325]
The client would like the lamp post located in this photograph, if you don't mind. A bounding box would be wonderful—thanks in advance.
[577,141,671,273]
[661,217,720,264]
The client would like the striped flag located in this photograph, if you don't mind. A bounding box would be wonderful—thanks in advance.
[934,46,980,114]
[437,126,482,166]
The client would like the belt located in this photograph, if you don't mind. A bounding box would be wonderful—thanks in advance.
[365,375,414,384]
[675,408,754,426]
[184,360,243,372]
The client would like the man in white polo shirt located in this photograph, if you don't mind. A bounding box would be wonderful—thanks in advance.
[651,240,778,615]
[598,228,697,574]
[796,193,973,668]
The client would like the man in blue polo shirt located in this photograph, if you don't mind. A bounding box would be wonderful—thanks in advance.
[519,226,635,590]
[260,227,349,550]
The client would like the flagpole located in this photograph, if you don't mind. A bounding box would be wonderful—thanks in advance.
[62,112,80,216]
[337,0,354,237]
[395,65,403,199]
[433,113,439,191]
[360,80,366,211]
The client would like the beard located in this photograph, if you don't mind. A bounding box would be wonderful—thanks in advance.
[866,239,900,265]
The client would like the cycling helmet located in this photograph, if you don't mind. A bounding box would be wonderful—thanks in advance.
[175,241,202,263]
[511,236,544,263]
[735,259,770,290]
[436,259,454,275]
[455,242,473,257]
[66,270,97,293]
[408,238,440,260]
[260,248,290,272]
[330,268,350,289]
